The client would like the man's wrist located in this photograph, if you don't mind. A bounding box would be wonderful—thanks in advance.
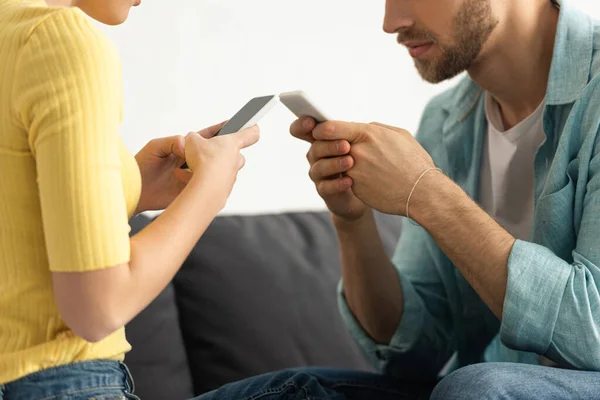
[408,171,458,225]
[332,209,375,233]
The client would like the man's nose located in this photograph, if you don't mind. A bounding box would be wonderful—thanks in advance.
[383,0,414,34]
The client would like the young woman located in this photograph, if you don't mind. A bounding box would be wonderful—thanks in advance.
[0,0,260,398]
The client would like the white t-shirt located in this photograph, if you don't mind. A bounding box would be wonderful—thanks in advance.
[479,93,555,366]
[478,94,546,241]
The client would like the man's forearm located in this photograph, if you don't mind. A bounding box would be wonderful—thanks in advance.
[334,210,404,344]
[410,171,515,319]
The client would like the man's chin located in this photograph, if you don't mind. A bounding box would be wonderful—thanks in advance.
[414,62,444,84]
[415,61,467,84]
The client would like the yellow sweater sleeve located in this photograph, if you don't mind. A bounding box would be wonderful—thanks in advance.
[13,9,132,272]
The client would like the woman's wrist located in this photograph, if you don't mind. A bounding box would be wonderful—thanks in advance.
[134,172,227,218]
[186,173,227,214]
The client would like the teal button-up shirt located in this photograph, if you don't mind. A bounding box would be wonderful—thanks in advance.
[339,0,600,377]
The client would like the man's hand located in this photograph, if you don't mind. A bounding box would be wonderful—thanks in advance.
[312,121,437,216]
[292,118,406,345]
[290,118,368,221]
[311,121,516,320]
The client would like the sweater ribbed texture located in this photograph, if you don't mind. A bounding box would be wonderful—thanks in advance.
[0,0,141,384]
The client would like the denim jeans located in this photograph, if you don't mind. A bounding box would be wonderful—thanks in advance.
[430,362,600,399]
[198,368,435,400]
[0,363,435,400]
[199,363,600,400]
[4,361,600,400]
[0,360,138,400]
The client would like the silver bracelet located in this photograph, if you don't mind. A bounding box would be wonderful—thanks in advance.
[406,167,442,226]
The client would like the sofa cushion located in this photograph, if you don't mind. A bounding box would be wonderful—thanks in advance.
[173,211,402,395]
[125,215,195,400]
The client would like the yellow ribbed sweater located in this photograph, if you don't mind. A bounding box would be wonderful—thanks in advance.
[0,0,141,384]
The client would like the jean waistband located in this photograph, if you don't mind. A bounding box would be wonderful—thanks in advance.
[0,360,134,400]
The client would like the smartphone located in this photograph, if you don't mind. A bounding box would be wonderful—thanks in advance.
[280,91,345,178]
[181,94,279,169]
[279,91,330,123]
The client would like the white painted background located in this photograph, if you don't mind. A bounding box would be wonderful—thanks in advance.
[97,0,600,215]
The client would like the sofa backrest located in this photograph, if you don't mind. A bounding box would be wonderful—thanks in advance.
[126,211,403,399]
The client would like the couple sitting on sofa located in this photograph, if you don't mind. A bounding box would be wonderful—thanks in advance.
[2,0,600,399]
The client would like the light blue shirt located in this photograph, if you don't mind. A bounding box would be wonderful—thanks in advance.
[339,0,600,378]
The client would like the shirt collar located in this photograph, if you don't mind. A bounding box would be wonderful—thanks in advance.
[545,0,594,105]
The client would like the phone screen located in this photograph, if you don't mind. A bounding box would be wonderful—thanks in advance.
[180,95,276,169]
[216,95,276,135]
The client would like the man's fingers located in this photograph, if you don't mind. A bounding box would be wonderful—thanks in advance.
[309,156,354,182]
[312,121,369,143]
[198,120,228,139]
[235,125,261,149]
[306,140,351,163]
[290,117,316,143]
[317,176,353,196]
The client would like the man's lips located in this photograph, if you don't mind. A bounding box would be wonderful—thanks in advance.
[399,40,434,58]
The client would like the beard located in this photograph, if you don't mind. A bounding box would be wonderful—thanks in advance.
[399,0,499,83]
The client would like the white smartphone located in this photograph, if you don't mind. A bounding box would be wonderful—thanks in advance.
[216,94,279,135]
[181,94,279,169]
[279,91,330,123]
[280,91,344,177]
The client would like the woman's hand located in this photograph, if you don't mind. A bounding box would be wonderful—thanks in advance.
[134,121,259,215]
[135,134,196,214]
[184,124,260,211]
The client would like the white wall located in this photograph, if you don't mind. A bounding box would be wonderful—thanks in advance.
[98,0,600,216]
[575,0,600,17]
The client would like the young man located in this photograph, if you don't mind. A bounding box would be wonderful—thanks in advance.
[201,0,600,398]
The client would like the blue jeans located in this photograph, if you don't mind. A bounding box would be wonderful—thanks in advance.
[199,363,600,400]
[198,368,434,400]
[0,360,138,400]
[4,361,600,399]
[430,362,600,399]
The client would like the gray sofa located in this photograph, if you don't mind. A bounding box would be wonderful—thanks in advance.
[125,211,403,400]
